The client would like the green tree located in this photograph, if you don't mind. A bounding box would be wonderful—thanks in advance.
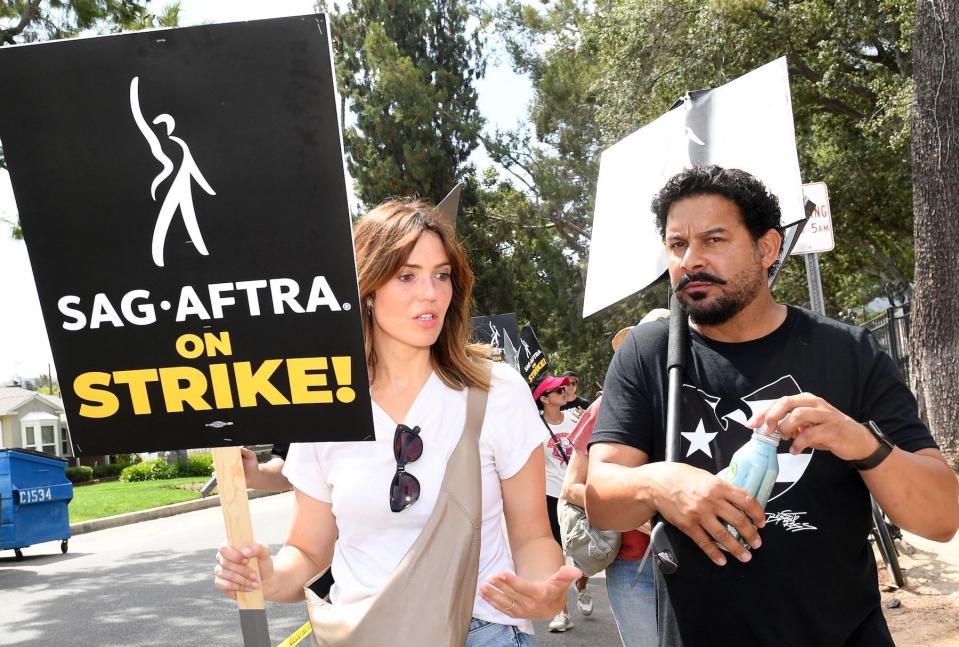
[469,165,663,393]
[484,0,599,258]
[910,0,958,456]
[325,0,484,206]
[323,1,589,378]
[0,216,21,239]
[484,0,923,387]
[1,1,180,237]
[484,0,665,388]
[21,373,59,395]
[486,0,926,387]
[583,0,916,316]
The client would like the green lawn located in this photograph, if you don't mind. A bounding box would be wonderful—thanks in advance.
[69,477,208,523]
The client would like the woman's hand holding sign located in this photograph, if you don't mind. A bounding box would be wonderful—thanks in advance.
[214,541,273,599]
[215,490,337,603]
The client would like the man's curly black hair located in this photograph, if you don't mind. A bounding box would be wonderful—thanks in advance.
[650,166,784,275]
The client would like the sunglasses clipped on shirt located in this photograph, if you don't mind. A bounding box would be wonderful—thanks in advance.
[390,424,423,512]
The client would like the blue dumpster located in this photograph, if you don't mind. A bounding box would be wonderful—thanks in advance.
[0,449,73,560]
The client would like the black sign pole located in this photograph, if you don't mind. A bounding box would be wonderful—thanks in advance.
[649,293,686,574]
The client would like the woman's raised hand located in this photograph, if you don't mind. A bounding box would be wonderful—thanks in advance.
[479,564,582,620]
[213,540,274,600]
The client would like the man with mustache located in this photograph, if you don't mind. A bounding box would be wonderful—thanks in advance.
[584,165,959,646]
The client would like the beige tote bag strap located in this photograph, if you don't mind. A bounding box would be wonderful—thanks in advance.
[307,360,492,647]
[442,359,491,520]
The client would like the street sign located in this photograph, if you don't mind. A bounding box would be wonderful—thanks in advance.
[792,183,835,255]
[793,182,833,315]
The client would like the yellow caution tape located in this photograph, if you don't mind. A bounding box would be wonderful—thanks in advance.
[276,621,313,647]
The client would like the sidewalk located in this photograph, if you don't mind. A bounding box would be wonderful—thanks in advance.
[69,488,283,536]
[533,573,625,646]
[880,530,959,646]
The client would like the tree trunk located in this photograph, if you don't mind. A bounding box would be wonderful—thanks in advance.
[910,0,959,457]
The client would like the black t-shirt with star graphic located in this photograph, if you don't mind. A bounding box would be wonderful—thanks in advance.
[591,305,936,647]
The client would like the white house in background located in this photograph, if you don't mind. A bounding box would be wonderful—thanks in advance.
[0,386,73,460]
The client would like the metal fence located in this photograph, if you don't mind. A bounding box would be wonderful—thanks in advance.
[862,305,911,383]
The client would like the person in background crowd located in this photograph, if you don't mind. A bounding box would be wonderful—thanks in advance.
[240,443,291,492]
[561,324,658,647]
[534,374,592,633]
[560,370,591,413]
[586,165,959,646]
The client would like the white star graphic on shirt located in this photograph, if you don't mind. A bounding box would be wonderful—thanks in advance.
[682,419,718,458]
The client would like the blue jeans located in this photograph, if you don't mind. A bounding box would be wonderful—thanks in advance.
[465,618,535,647]
[605,556,657,647]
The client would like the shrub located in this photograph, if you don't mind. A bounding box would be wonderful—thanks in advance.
[120,458,180,482]
[92,463,126,479]
[180,453,214,477]
[110,453,142,465]
[66,466,94,483]
[151,460,180,480]
[120,462,151,482]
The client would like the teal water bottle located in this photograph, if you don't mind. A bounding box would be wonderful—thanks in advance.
[717,425,781,546]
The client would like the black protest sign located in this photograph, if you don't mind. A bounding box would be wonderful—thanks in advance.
[517,325,550,387]
[0,15,373,455]
[471,313,520,368]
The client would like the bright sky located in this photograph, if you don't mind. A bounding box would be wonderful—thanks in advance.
[0,0,531,383]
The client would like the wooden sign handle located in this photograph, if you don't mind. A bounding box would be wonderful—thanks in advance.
[212,446,265,610]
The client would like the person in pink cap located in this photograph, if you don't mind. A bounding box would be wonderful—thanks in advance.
[533,374,590,632]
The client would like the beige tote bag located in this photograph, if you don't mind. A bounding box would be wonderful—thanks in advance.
[305,363,490,647]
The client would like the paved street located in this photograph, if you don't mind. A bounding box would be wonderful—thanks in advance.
[0,492,307,646]
[0,492,625,646]
[533,574,624,647]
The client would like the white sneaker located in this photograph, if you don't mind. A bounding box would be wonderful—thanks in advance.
[548,610,574,632]
[576,586,593,616]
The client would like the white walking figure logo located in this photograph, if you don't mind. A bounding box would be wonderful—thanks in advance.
[487,321,502,350]
[661,94,707,176]
[681,94,706,166]
[685,126,705,150]
[130,76,215,267]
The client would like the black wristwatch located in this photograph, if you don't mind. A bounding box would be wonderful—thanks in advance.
[849,420,894,471]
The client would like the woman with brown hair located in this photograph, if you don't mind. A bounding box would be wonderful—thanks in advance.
[214,198,579,645]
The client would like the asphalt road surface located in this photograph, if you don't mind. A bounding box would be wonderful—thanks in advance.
[0,492,626,646]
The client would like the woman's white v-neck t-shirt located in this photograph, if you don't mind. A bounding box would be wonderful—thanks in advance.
[283,361,544,631]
